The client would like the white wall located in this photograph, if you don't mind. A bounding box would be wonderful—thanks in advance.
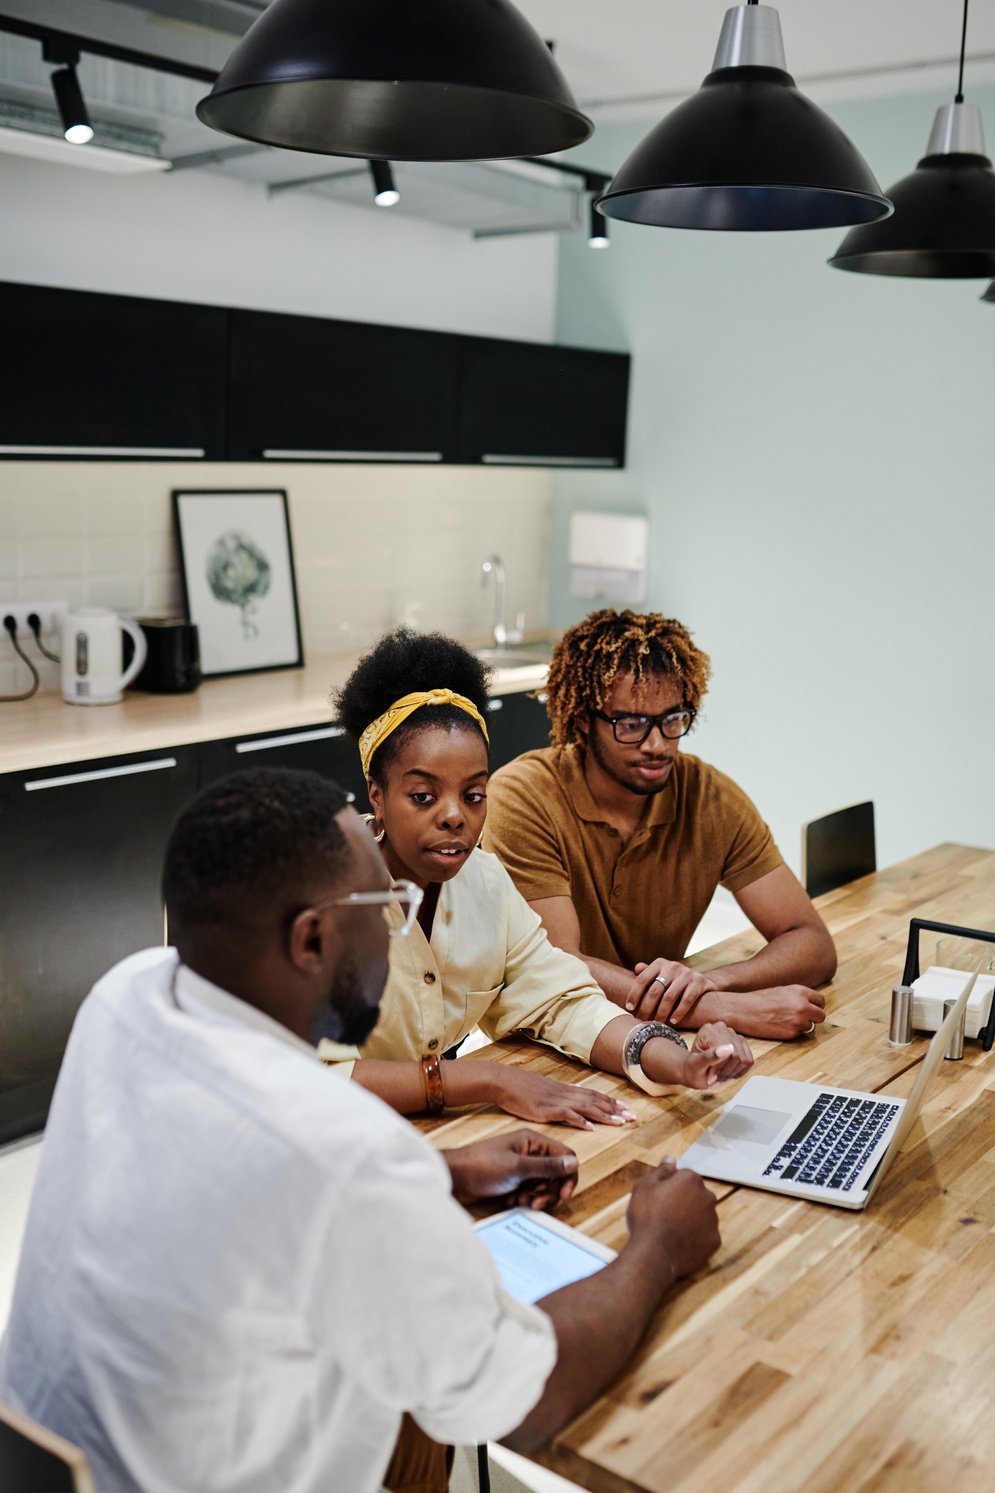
[0,151,558,340]
[550,84,995,873]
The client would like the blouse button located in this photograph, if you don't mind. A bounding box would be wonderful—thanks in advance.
[424,971,437,984]
[613,885,622,897]
[427,1038,439,1051]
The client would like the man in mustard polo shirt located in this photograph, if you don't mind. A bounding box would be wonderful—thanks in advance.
[484,609,836,1039]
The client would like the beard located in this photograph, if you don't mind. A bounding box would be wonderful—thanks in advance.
[311,951,384,1048]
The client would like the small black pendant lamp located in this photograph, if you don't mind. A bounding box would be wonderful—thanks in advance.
[196,0,591,161]
[595,2,891,231]
[830,0,995,277]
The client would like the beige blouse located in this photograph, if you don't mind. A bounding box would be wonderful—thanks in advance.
[319,846,621,1077]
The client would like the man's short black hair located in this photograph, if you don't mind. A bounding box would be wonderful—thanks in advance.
[162,768,352,936]
[334,628,492,782]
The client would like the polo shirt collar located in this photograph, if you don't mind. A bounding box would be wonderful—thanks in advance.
[559,743,678,828]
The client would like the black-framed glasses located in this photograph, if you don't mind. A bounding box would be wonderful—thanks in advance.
[592,707,696,743]
[327,877,423,937]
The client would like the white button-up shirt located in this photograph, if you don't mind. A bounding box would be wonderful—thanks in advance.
[0,948,556,1493]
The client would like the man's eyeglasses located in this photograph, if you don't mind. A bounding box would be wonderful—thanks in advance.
[592,707,696,744]
[330,878,423,938]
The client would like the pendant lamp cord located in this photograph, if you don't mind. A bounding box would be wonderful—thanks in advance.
[956,0,970,102]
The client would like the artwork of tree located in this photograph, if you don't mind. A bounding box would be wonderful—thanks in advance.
[206,530,272,639]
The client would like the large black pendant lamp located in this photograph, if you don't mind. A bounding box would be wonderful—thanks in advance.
[595,2,891,231]
[196,0,591,161]
[830,0,995,277]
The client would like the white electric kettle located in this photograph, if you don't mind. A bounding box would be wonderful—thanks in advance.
[61,606,148,706]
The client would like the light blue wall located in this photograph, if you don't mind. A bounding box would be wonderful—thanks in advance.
[551,83,995,873]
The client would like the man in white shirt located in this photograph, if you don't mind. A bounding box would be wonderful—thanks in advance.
[0,768,720,1493]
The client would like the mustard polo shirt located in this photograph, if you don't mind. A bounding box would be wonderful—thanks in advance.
[483,745,783,970]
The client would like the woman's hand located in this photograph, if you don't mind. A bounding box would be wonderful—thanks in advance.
[442,1129,580,1211]
[494,1067,636,1131]
[626,959,718,1024]
[680,1023,754,1091]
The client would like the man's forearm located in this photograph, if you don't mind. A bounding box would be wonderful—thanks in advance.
[502,1234,673,1453]
[704,923,836,992]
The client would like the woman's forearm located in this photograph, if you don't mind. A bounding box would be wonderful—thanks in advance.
[351,1057,502,1114]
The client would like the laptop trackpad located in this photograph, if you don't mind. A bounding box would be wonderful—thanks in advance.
[699,1104,794,1163]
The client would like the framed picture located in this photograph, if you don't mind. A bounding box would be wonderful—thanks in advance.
[172,489,303,678]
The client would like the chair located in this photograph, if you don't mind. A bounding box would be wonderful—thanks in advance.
[0,1400,94,1493]
[802,801,876,898]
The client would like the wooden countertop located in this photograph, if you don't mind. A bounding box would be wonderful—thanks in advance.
[0,649,549,776]
[420,843,995,1493]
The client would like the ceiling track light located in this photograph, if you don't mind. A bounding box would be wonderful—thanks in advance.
[595,2,890,232]
[983,281,995,302]
[588,197,610,248]
[42,38,93,146]
[369,159,399,206]
[830,0,995,278]
[196,0,591,162]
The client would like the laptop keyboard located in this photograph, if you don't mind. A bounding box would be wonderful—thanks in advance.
[762,1092,901,1192]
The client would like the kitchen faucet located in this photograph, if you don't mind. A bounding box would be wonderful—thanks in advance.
[480,555,525,649]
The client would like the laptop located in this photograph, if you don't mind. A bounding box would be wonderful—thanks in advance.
[679,975,975,1210]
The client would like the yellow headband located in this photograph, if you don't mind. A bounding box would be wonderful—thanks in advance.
[358,689,490,777]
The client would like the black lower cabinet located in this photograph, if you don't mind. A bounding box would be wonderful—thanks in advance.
[0,748,199,1144]
[198,724,369,809]
[486,690,551,772]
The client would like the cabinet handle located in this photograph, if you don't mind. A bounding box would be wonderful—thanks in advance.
[24,757,179,792]
[0,445,206,458]
[235,726,346,753]
[486,699,504,713]
[481,453,618,467]
[260,448,444,462]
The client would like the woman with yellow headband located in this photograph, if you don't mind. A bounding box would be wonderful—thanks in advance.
[324,629,752,1126]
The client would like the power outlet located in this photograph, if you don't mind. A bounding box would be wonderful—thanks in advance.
[1,599,68,638]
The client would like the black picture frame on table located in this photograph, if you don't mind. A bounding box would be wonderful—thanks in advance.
[172,488,303,679]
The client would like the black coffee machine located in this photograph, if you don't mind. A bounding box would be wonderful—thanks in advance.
[133,618,201,693]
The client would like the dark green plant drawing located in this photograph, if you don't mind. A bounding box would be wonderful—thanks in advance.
[206,530,271,640]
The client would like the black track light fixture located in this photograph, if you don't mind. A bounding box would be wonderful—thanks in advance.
[982,281,995,303]
[369,159,399,207]
[588,197,610,248]
[830,0,995,277]
[196,0,591,162]
[596,3,890,232]
[43,38,93,146]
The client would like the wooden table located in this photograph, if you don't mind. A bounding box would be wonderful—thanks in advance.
[421,844,995,1493]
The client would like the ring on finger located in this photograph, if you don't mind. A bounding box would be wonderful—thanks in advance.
[803,1021,816,1035]
[652,975,669,989]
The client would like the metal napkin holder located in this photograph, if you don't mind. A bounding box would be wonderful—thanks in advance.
[901,917,995,1051]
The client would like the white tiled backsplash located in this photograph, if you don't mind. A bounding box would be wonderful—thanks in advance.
[0,462,552,697]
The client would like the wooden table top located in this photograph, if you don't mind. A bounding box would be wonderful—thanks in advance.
[420,843,995,1493]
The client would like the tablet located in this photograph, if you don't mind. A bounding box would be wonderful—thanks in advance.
[475,1209,616,1305]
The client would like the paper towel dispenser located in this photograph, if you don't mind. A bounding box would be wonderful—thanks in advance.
[568,511,647,605]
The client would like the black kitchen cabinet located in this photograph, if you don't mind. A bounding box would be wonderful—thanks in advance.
[455,336,629,467]
[227,309,461,462]
[486,689,551,771]
[0,282,228,459]
[198,722,369,808]
[0,747,200,1144]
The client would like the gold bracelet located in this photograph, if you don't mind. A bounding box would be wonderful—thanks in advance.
[420,1053,445,1114]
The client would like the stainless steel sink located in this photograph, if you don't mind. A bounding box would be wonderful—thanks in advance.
[475,647,551,668]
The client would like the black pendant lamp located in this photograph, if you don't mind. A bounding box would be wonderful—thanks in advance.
[196,0,591,162]
[830,0,995,277]
[595,2,891,231]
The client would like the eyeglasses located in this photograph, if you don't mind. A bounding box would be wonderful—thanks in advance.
[592,707,696,744]
[330,877,423,937]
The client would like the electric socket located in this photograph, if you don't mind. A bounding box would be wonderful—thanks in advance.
[1,599,68,637]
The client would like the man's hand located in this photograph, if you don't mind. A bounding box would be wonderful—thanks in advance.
[494,1067,636,1131]
[680,1023,753,1090]
[442,1130,579,1211]
[625,1159,720,1282]
[697,985,827,1039]
[625,959,719,1023]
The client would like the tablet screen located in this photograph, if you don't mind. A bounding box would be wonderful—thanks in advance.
[476,1211,611,1305]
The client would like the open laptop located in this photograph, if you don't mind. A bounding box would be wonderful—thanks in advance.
[679,976,975,1210]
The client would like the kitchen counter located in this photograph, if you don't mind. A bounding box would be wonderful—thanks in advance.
[0,649,550,776]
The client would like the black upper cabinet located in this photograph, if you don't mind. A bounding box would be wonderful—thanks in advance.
[455,336,629,468]
[227,309,461,462]
[0,282,228,459]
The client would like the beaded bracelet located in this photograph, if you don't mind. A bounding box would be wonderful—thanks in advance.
[622,1020,688,1096]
